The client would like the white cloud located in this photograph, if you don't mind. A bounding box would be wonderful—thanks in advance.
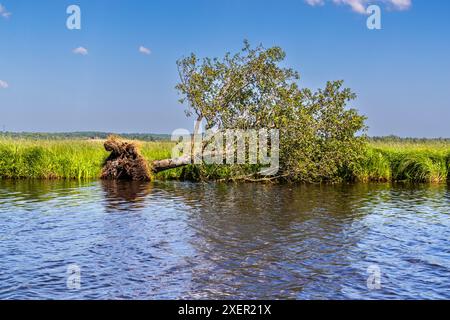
[139,45,151,55]
[0,4,12,18]
[333,0,367,13]
[305,0,325,6]
[73,47,88,55]
[388,0,412,10]
[0,80,9,89]
[305,0,412,14]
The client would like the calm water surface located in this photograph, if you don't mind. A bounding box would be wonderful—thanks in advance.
[0,180,449,299]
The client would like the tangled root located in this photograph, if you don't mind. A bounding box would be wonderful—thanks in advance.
[101,136,152,181]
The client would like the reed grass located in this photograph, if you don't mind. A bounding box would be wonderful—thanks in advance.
[0,138,176,180]
[352,141,450,183]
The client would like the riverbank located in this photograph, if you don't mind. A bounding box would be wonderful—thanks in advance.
[353,141,450,183]
[0,138,177,180]
[0,138,449,182]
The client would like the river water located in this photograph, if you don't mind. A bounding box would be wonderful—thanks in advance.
[0,180,449,299]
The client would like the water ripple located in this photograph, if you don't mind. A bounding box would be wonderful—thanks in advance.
[0,180,449,299]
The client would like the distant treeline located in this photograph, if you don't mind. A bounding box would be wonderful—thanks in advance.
[0,131,171,141]
[369,135,450,143]
[2,132,450,144]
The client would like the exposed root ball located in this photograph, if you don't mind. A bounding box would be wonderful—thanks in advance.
[101,136,152,181]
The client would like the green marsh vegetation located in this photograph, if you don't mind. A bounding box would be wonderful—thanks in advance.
[0,137,449,183]
[354,140,450,183]
[0,138,176,180]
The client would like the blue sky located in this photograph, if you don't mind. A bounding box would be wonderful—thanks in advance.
[0,0,449,137]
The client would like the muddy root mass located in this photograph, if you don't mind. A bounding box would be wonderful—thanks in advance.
[101,136,152,181]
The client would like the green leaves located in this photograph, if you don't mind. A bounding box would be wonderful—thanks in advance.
[176,41,300,130]
[175,41,368,182]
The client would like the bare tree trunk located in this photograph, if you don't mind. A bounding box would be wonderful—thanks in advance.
[102,135,227,178]
[152,117,205,173]
[151,155,192,173]
[192,116,203,163]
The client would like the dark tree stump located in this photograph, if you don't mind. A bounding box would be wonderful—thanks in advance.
[101,136,152,181]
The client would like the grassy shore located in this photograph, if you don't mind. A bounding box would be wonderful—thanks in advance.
[0,138,176,180]
[353,141,450,183]
[0,137,449,182]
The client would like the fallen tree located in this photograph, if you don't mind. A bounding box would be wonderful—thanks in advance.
[102,41,367,182]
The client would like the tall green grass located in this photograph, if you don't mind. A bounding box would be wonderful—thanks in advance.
[352,141,450,183]
[350,148,392,182]
[0,137,449,182]
[0,138,176,180]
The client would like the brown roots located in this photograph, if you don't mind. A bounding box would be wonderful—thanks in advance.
[101,136,153,181]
